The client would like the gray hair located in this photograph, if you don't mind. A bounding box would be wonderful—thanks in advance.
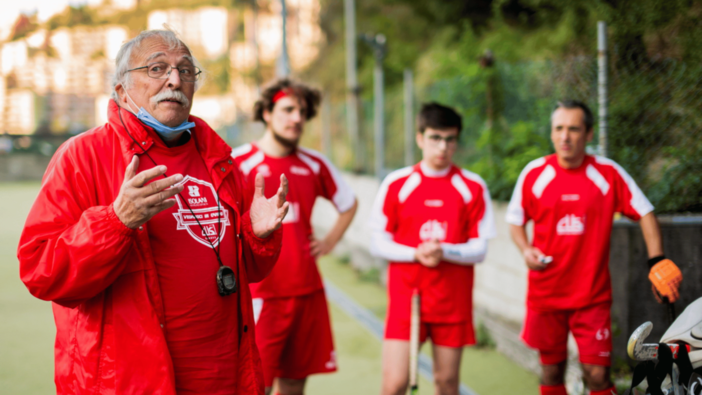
[111,28,205,102]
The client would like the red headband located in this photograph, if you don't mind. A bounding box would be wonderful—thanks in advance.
[272,89,290,104]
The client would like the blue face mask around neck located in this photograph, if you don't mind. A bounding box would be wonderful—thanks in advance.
[136,107,196,141]
[125,90,195,141]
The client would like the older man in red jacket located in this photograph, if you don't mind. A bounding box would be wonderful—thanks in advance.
[17,29,289,395]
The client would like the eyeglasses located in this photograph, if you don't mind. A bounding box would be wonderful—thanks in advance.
[127,62,201,82]
[425,134,458,147]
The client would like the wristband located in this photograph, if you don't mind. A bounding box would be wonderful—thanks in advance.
[647,255,666,269]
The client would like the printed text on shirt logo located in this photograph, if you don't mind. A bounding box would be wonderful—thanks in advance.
[420,220,448,241]
[556,214,585,235]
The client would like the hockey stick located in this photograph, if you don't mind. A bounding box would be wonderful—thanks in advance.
[627,321,681,361]
[409,288,420,395]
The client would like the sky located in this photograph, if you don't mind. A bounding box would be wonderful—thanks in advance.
[0,0,93,41]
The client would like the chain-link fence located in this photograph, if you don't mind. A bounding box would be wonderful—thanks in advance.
[314,36,702,214]
[607,49,702,213]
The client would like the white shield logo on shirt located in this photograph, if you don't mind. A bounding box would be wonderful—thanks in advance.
[172,176,231,247]
[419,220,448,241]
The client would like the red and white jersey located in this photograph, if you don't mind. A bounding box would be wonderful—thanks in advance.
[369,162,496,323]
[506,154,654,311]
[232,143,356,298]
[139,137,240,393]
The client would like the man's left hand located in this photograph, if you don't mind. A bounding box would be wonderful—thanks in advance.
[310,237,333,257]
[649,258,682,303]
[250,173,289,238]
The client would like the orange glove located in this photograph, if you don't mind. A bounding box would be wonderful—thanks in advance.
[648,258,682,303]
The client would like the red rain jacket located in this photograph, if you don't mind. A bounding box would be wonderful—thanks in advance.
[18,100,282,394]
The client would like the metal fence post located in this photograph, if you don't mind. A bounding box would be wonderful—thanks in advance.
[321,96,332,159]
[361,33,387,178]
[374,56,385,178]
[276,0,290,77]
[598,21,608,157]
[404,69,415,167]
[344,0,361,171]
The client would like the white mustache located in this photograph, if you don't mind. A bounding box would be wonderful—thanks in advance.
[150,90,190,108]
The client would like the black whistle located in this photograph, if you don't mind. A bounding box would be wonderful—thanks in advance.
[216,266,237,296]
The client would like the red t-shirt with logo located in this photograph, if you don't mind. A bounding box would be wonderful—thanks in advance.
[138,133,239,394]
[231,143,356,299]
[369,163,496,323]
[506,154,654,311]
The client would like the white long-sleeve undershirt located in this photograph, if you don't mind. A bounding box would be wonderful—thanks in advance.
[371,229,489,265]
[370,230,416,262]
[440,238,488,265]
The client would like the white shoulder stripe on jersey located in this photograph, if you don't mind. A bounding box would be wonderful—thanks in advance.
[586,164,610,195]
[450,174,473,204]
[296,151,321,175]
[506,157,547,225]
[297,147,356,213]
[231,143,252,159]
[398,172,421,203]
[240,150,264,176]
[532,164,556,199]
[368,166,415,251]
[460,169,497,239]
[594,156,654,216]
[369,166,418,262]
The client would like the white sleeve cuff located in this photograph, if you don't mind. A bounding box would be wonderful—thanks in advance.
[441,238,488,265]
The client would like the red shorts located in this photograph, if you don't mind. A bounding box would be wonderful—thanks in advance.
[385,319,475,348]
[521,301,612,366]
[253,290,337,387]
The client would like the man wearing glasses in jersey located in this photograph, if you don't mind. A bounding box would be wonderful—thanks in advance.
[369,102,496,395]
[231,78,358,395]
[18,29,289,394]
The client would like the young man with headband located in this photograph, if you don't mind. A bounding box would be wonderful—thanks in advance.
[506,100,683,395]
[232,78,357,395]
[369,102,496,395]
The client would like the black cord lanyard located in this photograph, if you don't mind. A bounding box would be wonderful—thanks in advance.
[118,107,237,296]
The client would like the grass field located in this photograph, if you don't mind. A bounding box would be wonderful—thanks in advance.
[0,182,538,394]
[0,183,55,394]
[315,256,540,395]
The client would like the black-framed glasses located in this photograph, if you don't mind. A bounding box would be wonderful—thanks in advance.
[425,134,458,146]
[127,62,201,82]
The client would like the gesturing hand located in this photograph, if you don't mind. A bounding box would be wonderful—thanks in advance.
[250,173,289,238]
[113,155,184,229]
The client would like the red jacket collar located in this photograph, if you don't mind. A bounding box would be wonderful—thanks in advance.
[106,99,233,169]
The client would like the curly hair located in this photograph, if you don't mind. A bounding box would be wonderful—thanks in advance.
[253,78,322,124]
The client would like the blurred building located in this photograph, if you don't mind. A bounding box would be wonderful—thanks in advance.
[228,0,323,112]
[148,7,229,59]
[0,25,128,134]
[0,0,323,136]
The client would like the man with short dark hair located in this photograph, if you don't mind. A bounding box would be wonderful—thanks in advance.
[506,100,682,395]
[232,78,357,395]
[370,102,495,395]
[18,29,289,394]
